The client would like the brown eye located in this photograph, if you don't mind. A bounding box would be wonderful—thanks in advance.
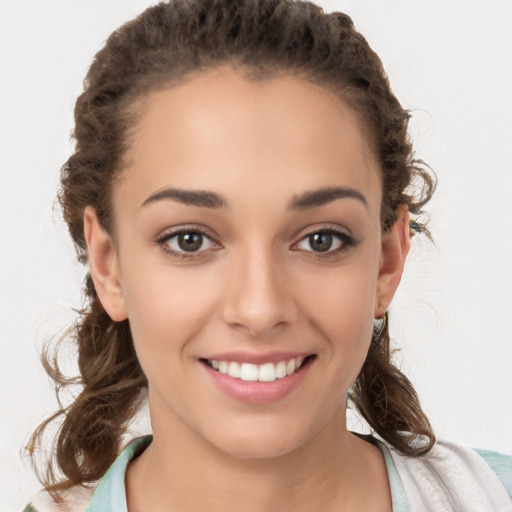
[308,232,334,252]
[297,231,342,253]
[163,231,216,254]
[294,228,358,256]
[177,232,203,252]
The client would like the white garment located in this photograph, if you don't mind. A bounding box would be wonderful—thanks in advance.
[388,438,512,512]
[26,436,512,511]
[28,486,95,512]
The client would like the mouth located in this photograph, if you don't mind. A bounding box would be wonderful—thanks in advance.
[200,355,317,383]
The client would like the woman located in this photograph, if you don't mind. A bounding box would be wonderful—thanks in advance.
[23,0,512,510]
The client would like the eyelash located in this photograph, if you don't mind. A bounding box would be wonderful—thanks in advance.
[292,226,358,258]
[155,225,220,260]
[155,225,358,260]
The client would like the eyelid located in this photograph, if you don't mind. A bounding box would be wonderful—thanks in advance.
[291,224,358,255]
[154,223,358,260]
[155,225,221,258]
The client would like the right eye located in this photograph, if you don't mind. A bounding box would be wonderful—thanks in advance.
[157,229,219,258]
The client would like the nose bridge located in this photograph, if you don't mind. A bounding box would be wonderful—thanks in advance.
[222,238,295,336]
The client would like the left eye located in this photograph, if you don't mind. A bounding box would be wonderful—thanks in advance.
[163,231,216,253]
[296,231,345,253]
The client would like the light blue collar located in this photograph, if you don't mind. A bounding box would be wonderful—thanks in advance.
[86,434,411,511]
[85,436,152,512]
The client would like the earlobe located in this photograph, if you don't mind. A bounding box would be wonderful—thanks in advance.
[374,206,411,318]
[83,206,128,321]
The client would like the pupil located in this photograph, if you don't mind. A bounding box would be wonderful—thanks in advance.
[178,232,203,252]
[310,232,332,252]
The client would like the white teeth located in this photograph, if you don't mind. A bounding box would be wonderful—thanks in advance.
[240,363,259,381]
[208,356,309,382]
[275,361,287,378]
[258,363,276,382]
[227,361,240,378]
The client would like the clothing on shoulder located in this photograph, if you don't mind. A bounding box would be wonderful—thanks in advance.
[24,435,512,512]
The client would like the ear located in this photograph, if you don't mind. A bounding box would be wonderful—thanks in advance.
[374,206,411,318]
[83,206,128,321]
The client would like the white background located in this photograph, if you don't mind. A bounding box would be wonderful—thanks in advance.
[1,1,511,509]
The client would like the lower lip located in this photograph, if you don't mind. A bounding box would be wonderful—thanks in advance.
[201,359,314,405]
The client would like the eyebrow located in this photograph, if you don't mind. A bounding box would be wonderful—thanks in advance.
[288,186,367,210]
[141,188,227,209]
[141,186,367,210]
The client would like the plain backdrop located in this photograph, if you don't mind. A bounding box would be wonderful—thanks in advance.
[1,0,511,510]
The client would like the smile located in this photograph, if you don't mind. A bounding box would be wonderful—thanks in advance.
[204,356,311,382]
[200,354,316,404]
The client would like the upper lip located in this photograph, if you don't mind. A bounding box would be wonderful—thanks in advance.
[200,351,314,365]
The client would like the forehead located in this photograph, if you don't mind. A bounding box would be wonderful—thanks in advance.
[117,67,381,215]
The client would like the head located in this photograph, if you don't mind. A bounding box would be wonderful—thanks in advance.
[63,0,432,248]
[36,0,435,492]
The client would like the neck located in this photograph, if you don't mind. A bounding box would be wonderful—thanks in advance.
[126,396,391,511]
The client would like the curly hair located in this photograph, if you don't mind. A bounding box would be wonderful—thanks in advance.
[28,0,436,494]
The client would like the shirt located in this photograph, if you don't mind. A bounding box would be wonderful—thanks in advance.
[25,434,512,512]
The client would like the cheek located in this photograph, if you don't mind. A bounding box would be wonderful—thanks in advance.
[307,277,375,365]
[295,256,379,379]
[119,257,218,368]
[299,257,379,331]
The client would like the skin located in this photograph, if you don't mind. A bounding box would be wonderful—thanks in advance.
[84,67,410,511]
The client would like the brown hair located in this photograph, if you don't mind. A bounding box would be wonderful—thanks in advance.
[28,0,436,494]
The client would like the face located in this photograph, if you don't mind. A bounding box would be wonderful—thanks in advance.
[86,67,409,459]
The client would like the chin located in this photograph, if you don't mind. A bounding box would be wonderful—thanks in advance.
[202,414,320,460]
[217,434,305,460]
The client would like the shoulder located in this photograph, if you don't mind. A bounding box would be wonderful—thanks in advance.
[386,438,512,511]
[23,435,153,512]
[473,446,512,499]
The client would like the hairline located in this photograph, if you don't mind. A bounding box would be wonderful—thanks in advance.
[100,62,384,248]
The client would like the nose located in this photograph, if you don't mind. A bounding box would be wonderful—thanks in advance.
[221,244,298,337]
